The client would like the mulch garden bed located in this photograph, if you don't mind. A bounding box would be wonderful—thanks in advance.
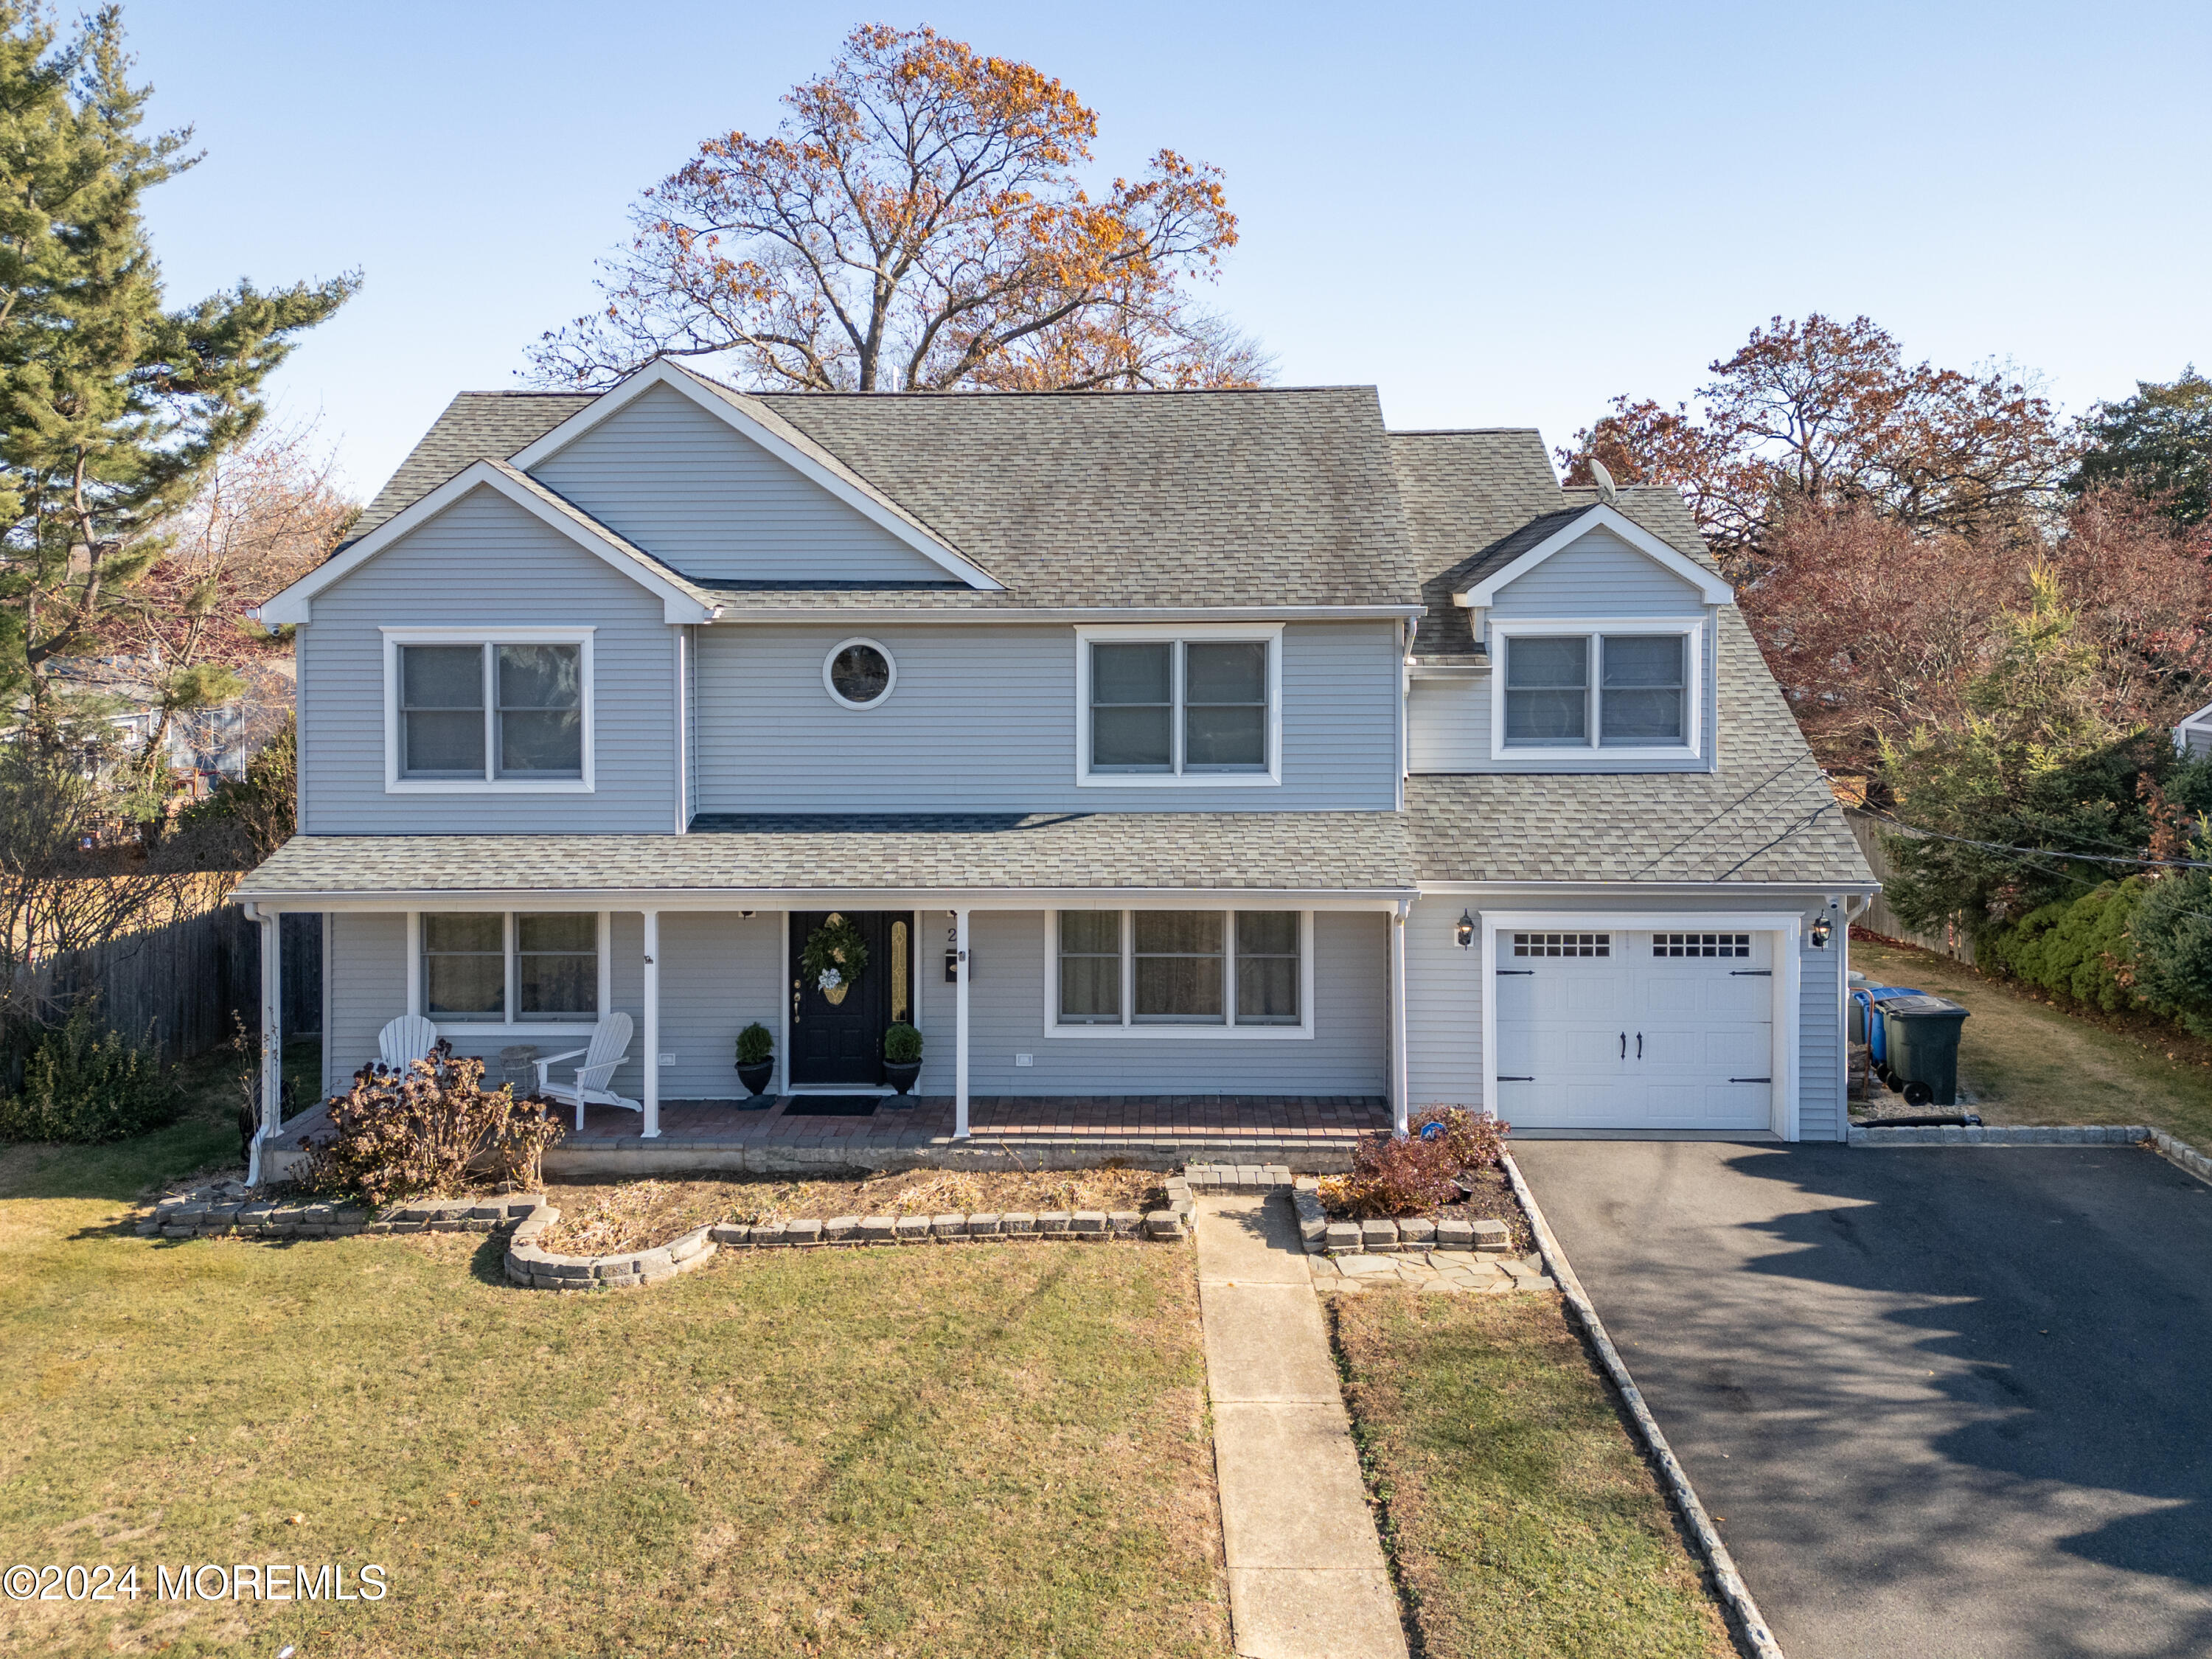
[1318,1164,1535,1254]
[539,1168,1169,1256]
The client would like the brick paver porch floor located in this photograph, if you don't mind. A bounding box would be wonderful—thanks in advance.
[267,1093,1390,1172]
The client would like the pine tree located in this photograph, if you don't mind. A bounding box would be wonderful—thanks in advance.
[0,4,355,764]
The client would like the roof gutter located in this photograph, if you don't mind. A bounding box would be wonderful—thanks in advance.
[229,886,1421,912]
[698,604,1425,626]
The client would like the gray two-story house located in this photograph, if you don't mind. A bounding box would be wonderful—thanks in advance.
[235,359,1874,1160]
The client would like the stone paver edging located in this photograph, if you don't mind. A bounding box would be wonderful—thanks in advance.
[145,1178,1200,1294]
[1500,1150,1787,1659]
[1848,1122,2212,1187]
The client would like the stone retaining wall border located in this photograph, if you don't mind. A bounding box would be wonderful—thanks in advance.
[1500,1150,1787,1659]
[144,1177,1201,1295]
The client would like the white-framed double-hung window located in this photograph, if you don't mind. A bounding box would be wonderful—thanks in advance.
[1045,909,1313,1037]
[1075,624,1282,785]
[1489,619,1703,761]
[411,911,606,1030]
[383,627,594,792]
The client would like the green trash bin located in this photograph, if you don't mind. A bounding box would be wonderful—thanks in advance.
[1877,995,1971,1107]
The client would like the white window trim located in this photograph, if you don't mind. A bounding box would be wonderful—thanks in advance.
[822,636,897,710]
[1074,622,1284,787]
[407,908,610,1036]
[382,627,596,794]
[1040,909,1315,1039]
[1487,617,1704,762]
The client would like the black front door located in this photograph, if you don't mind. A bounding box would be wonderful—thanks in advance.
[789,911,898,1085]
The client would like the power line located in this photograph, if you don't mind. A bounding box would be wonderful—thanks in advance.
[1862,811,2212,872]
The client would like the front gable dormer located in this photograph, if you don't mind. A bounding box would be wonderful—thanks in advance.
[514,361,1003,589]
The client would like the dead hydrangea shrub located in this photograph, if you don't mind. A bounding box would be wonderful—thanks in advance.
[298,1044,564,1206]
[1324,1106,1510,1220]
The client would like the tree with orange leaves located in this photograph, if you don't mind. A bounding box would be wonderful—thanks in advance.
[532,24,1256,394]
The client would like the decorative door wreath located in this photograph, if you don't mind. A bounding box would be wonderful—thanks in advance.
[801,913,871,1006]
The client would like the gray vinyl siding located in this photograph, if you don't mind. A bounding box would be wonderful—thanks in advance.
[1399,893,1851,1140]
[527,382,949,583]
[1799,925,1846,1141]
[1405,894,1486,1105]
[1413,619,1719,775]
[324,912,408,1093]
[695,621,1400,812]
[296,484,679,833]
[653,911,784,1099]
[911,909,1388,1096]
[1486,528,1708,616]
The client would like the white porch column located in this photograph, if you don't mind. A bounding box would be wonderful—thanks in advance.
[1389,900,1410,1135]
[954,907,971,1140]
[641,910,661,1138]
[251,908,280,1184]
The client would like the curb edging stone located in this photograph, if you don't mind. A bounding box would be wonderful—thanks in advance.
[1847,1121,2212,1188]
[1501,1150,1787,1659]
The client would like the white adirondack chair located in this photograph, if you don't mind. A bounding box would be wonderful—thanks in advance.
[377,1015,441,1070]
[534,1012,640,1130]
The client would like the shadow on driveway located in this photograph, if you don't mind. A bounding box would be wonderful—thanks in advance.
[1516,1140,2212,1659]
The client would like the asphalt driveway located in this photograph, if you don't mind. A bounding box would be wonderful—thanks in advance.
[1513,1140,2212,1659]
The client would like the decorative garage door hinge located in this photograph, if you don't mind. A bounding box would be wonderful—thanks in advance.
[1496,1075,1535,1081]
[1729,1077,1773,1083]
[1729,970,1772,976]
[1495,969,1534,975]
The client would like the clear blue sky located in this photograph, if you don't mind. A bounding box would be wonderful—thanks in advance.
[125,0,2212,500]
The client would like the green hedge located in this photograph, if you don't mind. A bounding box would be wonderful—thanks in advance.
[0,1005,181,1144]
[1980,871,2212,1040]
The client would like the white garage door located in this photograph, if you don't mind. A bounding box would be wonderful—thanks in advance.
[1495,929,1775,1130]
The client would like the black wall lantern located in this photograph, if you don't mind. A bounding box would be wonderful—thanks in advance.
[1455,910,1475,949]
[1809,910,1833,949]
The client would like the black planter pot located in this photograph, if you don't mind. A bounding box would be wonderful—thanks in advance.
[882,1059,922,1096]
[735,1060,776,1098]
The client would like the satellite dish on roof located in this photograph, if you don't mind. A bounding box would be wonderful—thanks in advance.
[1588,456,1619,504]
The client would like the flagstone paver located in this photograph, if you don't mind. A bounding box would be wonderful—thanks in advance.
[1196,1194,1408,1659]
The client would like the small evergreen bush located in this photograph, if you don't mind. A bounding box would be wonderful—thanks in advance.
[0,1004,178,1144]
[883,1022,923,1064]
[734,1022,774,1066]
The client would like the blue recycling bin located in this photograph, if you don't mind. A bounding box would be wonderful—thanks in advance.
[1851,986,1921,1066]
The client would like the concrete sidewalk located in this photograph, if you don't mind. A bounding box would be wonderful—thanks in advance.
[1197,1194,1408,1659]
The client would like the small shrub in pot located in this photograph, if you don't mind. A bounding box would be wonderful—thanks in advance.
[882,1022,923,1094]
[734,1022,776,1097]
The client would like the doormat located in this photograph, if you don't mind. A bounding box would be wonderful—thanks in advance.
[779,1096,880,1117]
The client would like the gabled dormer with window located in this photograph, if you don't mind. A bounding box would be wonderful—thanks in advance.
[1405,499,1735,774]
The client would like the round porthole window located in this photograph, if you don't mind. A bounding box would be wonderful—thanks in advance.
[824,638,895,709]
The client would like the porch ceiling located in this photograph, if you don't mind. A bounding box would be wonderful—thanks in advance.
[232,810,1417,907]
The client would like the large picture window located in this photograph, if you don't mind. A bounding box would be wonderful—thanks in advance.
[1079,627,1280,784]
[420,912,602,1026]
[386,630,594,791]
[1495,623,1700,757]
[1049,909,1310,1036]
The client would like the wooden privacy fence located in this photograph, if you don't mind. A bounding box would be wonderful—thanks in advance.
[1843,808,1977,967]
[38,902,262,1060]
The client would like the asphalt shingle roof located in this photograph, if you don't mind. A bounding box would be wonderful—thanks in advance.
[352,380,1421,612]
[1407,610,1873,886]
[232,810,1416,900]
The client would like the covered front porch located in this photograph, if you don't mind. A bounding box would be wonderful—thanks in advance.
[231,810,1420,1175]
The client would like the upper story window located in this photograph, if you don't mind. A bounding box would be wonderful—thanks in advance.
[1076,625,1281,787]
[1492,622,1701,761]
[824,638,896,709]
[383,628,594,793]
[1048,908,1312,1037]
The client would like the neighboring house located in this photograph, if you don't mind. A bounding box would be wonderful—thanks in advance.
[235,359,1874,1147]
[44,653,292,795]
[2176,698,2212,759]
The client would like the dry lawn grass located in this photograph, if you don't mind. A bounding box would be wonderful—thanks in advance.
[541,1168,1168,1255]
[1854,939,2212,1153]
[1,1144,1228,1657]
[1335,1288,1735,1659]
